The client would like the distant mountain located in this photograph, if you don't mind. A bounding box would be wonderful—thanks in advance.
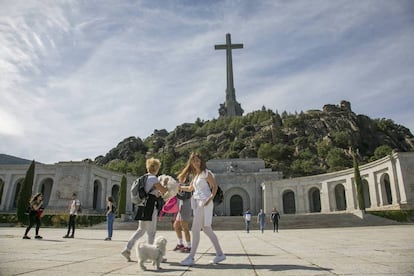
[95,100,414,178]
[0,154,34,165]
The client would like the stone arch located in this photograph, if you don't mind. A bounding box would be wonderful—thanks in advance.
[93,180,103,210]
[308,187,321,213]
[39,178,54,207]
[13,178,25,208]
[111,185,120,205]
[0,178,4,205]
[230,194,243,216]
[224,187,250,216]
[362,179,371,208]
[334,184,347,211]
[282,189,296,214]
[380,173,392,205]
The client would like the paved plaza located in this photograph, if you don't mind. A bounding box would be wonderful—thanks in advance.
[0,224,413,275]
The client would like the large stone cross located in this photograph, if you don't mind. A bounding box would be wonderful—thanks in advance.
[215,33,244,117]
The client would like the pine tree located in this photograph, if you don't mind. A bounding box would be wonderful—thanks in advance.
[117,175,127,217]
[16,160,35,224]
[353,152,365,211]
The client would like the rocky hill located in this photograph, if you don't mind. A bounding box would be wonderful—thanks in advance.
[0,154,34,165]
[94,101,414,178]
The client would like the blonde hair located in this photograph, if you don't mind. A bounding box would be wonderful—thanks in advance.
[146,157,161,174]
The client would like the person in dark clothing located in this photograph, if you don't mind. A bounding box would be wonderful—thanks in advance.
[23,193,43,239]
[63,193,80,238]
[270,208,281,232]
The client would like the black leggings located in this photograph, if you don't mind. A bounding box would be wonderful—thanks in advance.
[272,220,279,232]
[24,213,40,236]
[67,215,77,235]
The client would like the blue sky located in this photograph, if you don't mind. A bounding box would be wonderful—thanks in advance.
[1,0,413,164]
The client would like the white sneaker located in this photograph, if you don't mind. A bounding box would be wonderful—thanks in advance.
[180,256,194,266]
[210,254,226,264]
[121,249,131,262]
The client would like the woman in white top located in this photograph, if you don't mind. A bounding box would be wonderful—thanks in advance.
[178,152,226,266]
[121,157,168,262]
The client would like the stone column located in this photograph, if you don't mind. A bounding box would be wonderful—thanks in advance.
[366,172,379,208]
[296,186,306,214]
[389,155,401,204]
[346,177,357,211]
[261,182,273,214]
[320,181,331,212]
[1,173,13,211]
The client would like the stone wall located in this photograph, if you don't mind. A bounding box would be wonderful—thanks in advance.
[1,153,412,216]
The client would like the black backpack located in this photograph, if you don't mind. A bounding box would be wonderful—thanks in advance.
[213,186,224,205]
[77,201,82,213]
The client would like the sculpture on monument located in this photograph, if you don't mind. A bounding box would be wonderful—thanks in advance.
[215,33,244,117]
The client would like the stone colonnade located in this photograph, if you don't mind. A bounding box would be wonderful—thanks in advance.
[262,152,414,215]
[0,153,413,216]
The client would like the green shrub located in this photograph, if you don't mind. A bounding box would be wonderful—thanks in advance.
[368,210,414,222]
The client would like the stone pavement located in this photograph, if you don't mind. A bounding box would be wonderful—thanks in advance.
[0,225,413,276]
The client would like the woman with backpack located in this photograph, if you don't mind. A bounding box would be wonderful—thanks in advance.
[121,157,168,262]
[23,193,44,239]
[178,152,226,266]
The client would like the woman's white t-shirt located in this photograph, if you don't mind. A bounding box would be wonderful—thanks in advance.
[192,169,213,200]
[70,199,80,215]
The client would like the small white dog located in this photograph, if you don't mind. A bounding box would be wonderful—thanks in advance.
[136,236,167,270]
[158,174,179,200]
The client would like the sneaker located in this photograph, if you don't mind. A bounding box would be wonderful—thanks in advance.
[121,249,131,262]
[63,234,69,238]
[180,247,191,253]
[22,236,31,239]
[180,256,194,266]
[173,244,184,251]
[210,254,226,264]
[35,235,43,239]
[104,237,111,241]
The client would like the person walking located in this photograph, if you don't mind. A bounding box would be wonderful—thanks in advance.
[120,157,168,262]
[105,196,116,241]
[172,176,192,253]
[270,208,281,233]
[257,209,266,233]
[244,208,252,233]
[178,152,226,266]
[22,193,44,239]
[63,193,81,238]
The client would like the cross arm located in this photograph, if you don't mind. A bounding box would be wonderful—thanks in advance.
[231,44,244,49]
[215,43,244,50]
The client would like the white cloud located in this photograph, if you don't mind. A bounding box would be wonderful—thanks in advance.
[0,0,413,164]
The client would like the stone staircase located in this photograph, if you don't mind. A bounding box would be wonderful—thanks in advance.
[89,212,401,231]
